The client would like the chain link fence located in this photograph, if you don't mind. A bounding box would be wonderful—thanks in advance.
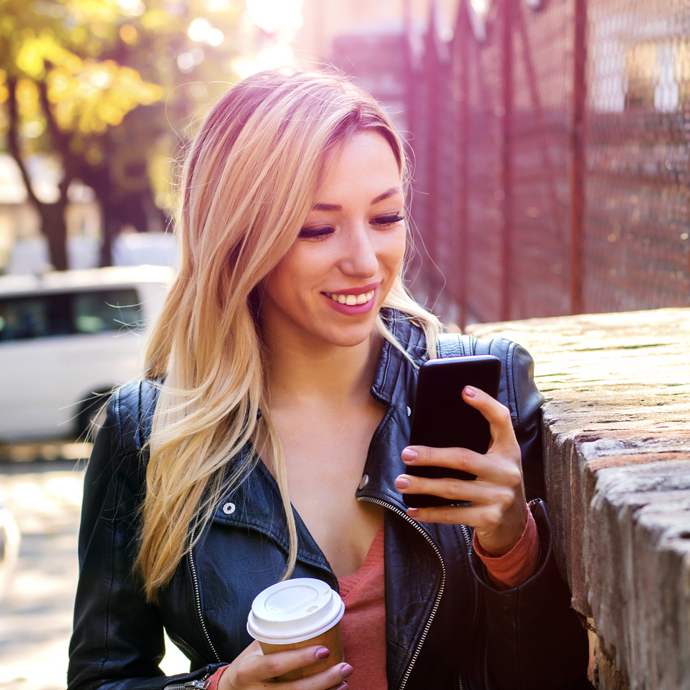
[401,0,690,326]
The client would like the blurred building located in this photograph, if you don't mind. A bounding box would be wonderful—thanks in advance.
[293,0,457,61]
[291,0,457,133]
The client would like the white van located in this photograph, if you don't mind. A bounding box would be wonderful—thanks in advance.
[0,265,173,442]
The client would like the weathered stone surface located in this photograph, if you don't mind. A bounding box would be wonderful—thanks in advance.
[468,308,690,690]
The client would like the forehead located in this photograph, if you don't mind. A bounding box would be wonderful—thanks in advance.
[316,131,402,201]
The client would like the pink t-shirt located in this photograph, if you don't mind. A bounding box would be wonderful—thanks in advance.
[337,526,387,689]
[207,507,539,690]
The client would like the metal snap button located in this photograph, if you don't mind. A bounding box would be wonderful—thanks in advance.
[406,406,411,417]
[358,475,369,490]
[222,502,236,515]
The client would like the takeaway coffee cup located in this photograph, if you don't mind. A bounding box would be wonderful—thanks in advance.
[247,578,345,682]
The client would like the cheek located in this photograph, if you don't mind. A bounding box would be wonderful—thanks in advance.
[380,229,406,275]
[264,246,322,306]
[263,255,295,308]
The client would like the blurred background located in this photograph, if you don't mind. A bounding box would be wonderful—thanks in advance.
[0,0,688,687]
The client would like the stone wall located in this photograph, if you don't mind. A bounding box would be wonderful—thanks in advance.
[467,308,690,690]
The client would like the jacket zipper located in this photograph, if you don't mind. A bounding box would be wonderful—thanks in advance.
[188,522,221,663]
[187,503,477,686]
[360,497,446,690]
[456,524,479,690]
[459,524,480,638]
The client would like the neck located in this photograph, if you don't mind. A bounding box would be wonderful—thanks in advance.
[264,328,383,411]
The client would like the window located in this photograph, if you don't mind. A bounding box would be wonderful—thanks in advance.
[73,290,142,334]
[0,289,143,342]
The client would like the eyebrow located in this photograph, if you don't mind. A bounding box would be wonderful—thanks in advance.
[312,186,403,212]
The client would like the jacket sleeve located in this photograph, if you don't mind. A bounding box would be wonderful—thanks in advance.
[470,500,590,689]
[67,384,224,690]
[500,340,545,503]
[473,341,590,689]
[470,336,545,501]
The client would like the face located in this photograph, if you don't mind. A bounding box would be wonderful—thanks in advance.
[261,131,406,350]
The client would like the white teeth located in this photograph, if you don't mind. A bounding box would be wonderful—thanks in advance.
[326,290,375,305]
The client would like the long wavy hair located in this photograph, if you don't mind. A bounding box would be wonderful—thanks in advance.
[136,68,442,602]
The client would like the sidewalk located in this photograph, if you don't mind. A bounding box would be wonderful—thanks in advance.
[0,456,188,690]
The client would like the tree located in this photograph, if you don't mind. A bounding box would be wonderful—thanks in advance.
[0,0,244,269]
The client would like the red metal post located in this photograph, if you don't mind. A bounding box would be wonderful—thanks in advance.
[403,0,425,283]
[403,0,416,143]
[426,4,440,292]
[570,0,587,314]
[500,0,514,321]
[515,7,565,241]
[453,4,470,329]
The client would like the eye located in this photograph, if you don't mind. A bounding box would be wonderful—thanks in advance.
[372,214,405,227]
[298,226,334,240]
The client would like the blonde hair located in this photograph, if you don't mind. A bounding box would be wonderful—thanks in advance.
[136,68,441,602]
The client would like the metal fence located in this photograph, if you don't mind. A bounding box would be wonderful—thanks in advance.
[403,0,690,326]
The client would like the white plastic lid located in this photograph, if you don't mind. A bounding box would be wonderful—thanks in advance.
[247,578,345,645]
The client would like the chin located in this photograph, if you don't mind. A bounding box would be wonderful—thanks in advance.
[319,317,379,349]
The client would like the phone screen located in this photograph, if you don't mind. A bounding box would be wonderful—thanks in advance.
[403,355,502,508]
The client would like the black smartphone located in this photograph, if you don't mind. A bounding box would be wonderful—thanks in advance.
[403,355,502,508]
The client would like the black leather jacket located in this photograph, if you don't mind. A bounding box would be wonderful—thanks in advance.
[68,317,589,690]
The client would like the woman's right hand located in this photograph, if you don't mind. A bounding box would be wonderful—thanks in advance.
[219,640,353,690]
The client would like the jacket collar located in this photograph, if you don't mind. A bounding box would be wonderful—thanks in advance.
[212,454,334,575]
[370,309,428,404]
[356,311,430,513]
[213,311,432,563]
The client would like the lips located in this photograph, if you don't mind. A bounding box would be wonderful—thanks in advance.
[321,283,379,315]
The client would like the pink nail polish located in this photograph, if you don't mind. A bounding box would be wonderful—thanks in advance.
[464,385,477,398]
[395,476,410,490]
[315,646,330,660]
[402,448,418,462]
[407,507,419,518]
[341,663,354,678]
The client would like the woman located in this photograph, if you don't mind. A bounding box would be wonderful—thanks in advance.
[68,69,590,690]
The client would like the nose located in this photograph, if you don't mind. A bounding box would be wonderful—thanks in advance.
[339,224,379,278]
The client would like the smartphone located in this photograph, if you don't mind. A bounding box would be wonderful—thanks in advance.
[403,355,502,508]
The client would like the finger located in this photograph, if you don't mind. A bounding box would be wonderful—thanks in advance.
[401,445,516,485]
[461,386,516,451]
[280,662,354,690]
[234,645,333,684]
[395,473,497,504]
[409,502,528,556]
[406,502,486,526]
[402,445,484,472]
[406,501,518,530]
[407,491,526,541]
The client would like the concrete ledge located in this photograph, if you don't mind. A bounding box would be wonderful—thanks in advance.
[467,308,690,690]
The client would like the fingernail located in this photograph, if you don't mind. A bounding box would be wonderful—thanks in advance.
[341,663,354,679]
[334,684,348,690]
[464,385,477,398]
[402,448,418,462]
[407,507,419,518]
[315,646,330,660]
[395,476,410,490]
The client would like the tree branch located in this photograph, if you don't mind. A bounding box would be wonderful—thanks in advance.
[36,78,71,163]
[6,77,42,210]
[36,78,78,200]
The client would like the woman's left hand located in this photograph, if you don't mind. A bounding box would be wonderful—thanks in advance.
[395,385,528,556]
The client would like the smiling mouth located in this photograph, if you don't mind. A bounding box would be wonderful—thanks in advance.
[324,290,375,306]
